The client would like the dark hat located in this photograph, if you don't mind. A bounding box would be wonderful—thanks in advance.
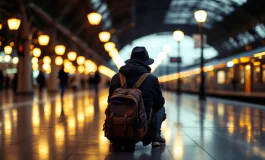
[126,47,154,65]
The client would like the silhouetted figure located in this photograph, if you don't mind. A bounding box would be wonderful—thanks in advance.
[232,78,237,91]
[36,70,46,94]
[93,70,101,93]
[58,67,68,98]
[0,70,4,90]
[12,73,18,92]
[5,75,10,90]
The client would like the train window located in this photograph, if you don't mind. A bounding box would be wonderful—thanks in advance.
[254,65,261,83]
[240,65,245,84]
[262,65,265,83]
[227,68,234,83]
[217,71,225,84]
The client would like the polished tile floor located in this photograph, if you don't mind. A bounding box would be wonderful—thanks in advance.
[0,89,265,160]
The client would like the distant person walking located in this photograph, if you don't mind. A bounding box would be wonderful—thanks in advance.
[37,70,46,94]
[12,73,18,92]
[58,67,68,98]
[5,75,10,90]
[93,70,101,93]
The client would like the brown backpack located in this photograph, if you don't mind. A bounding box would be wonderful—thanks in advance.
[103,73,151,144]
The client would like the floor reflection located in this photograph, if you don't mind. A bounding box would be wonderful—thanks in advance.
[0,90,265,159]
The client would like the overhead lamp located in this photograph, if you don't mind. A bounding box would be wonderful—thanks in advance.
[42,63,50,71]
[104,42,115,52]
[33,48,41,57]
[31,57,38,64]
[194,10,208,23]
[4,55,11,63]
[43,56,51,64]
[32,63,39,71]
[78,65,85,73]
[38,35,50,46]
[4,46,12,54]
[10,42,15,47]
[55,56,63,66]
[77,56,85,65]
[173,30,185,42]
[99,31,111,42]
[12,57,19,64]
[87,12,102,25]
[55,45,66,56]
[109,48,118,58]
[70,66,76,74]
[7,18,21,30]
[0,24,2,30]
[67,51,77,61]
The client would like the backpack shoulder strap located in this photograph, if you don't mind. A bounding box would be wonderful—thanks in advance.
[133,73,150,88]
[119,73,127,88]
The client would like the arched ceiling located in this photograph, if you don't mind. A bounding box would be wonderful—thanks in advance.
[0,0,265,65]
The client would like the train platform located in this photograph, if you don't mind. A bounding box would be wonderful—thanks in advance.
[0,89,265,160]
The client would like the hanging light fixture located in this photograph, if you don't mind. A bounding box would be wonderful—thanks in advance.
[31,57,38,64]
[87,12,102,25]
[43,56,51,64]
[4,46,12,54]
[70,66,76,74]
[7,18,21,30]
[12,57,19,64]
[194,10,208,23]
[109,48,119,58]
[77,56,85,65]
[42,63,50,71]
[67,51,77,61]
[4,55,11,63]
[32,48,41,57]
[173,30,185,42]
[55,56,63,66]
[55,45,66,56]
[32,63,39,71]
[104,42,115,52]
[78,65,85,73]
[38,35,50,46]
[99,31,111,42]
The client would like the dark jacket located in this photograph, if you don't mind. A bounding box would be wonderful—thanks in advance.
[37,71,45,87]
[108,60,165,145]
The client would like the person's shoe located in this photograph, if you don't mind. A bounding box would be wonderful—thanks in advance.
[152,135,166,147]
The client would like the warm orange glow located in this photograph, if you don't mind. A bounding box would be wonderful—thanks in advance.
[240,57,250,63]
[233,59,239,64]
[33,48,41,57]
[43,56,51,64]
[38,35,50,46]
[254,62,261,66]
[7,18,21,30]
[55,56,63,66]
[77,56,85,65]
[4,46,12,54]
[99,31,111,42]
[104,42,115,52]
[67,51,77,61]
[87,12,102,25]
[55,45,66,56]
[98,65,116,78]
[254,51,265,58]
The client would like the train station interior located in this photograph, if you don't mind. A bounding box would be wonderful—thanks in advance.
[1,0,265,159]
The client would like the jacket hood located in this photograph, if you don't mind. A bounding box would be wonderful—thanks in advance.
[119,59,151,76]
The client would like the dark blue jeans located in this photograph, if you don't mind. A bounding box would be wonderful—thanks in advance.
[153,107,165,135]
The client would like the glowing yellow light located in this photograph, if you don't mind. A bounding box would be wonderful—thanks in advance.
[32,48,41,57]
[42,63,50,71]
[99,31,111,42]
[77,56,85,65]
[109,48,118,58]
[104,42,115,52]
[240,57,250,63]
[245,65,251,70]
[38,35,50,46]
[31,57,38,64]
[0,24,2,30]
[55,45,66,56]
[55,56,63,66]
[4,55,11,62]
[233,58,239,64]
[254,62,261,66]
[12,57,19,64]
[4,46,12,54]
[78,65,85,73]
[10,42,14,47]
[32,63,39,70]
[194,10,207,23]
[98,65,116,78]
[173,30,184,42]
[87,12,102,25]
[69,65,76,74]
[85,60,97,72]
[254,51,265,58]
[7,18,21,30]
[43,56,51,64]
[67,51,77,61]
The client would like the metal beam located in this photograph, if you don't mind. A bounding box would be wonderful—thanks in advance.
[28,3,107,65]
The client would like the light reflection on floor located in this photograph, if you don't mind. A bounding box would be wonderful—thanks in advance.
[0,90,265,159]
